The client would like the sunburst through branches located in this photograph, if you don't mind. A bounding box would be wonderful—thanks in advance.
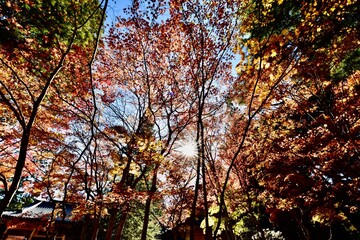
[175,136,198,160]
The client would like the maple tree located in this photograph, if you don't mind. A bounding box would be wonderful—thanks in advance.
[95,2,196,238]
[1,0,359,239]
[0,0,107,216]
[94,1,239,239]
[220,0,360,239]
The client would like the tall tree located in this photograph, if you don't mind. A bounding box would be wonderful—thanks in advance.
[96,1,237,239]
[0,0,106,214]
[222,0,359,239]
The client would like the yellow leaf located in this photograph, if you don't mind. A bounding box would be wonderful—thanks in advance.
[269,73,275,81]
[270,49,277,57]
[349,225,358,231]
[312,214,323,223]
[281,29,288,35]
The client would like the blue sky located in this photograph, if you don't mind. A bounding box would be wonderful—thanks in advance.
[106,0,131,27]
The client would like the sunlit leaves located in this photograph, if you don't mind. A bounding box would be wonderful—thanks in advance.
[0,0,106,217]
[221,0,360,238]
[1,0,359,238]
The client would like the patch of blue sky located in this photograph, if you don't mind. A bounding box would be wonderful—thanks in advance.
[105,0,131,27]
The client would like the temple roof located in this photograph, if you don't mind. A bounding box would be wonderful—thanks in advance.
[3,201,74,222]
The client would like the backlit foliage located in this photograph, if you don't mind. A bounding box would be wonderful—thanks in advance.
[0,0,359,239]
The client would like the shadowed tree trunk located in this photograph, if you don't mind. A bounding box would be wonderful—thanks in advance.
[105,206,119,240]
[114,204,129,240]
[141,165,159,240]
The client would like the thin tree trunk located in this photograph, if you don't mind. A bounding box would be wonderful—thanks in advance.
[0,131,29,214]
[90,197,104,240]
[91,215,101,240]
[141,166,158,240]
[114,205,129,240]
[105,206,119,240]
[202,158,212,240]
[190,155,201,240]
[199,113,212,240]
[141,194,152,240]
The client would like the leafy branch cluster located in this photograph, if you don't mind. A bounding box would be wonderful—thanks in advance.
[0,0,359,239]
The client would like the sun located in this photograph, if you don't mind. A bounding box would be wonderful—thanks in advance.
[176,138,198,159]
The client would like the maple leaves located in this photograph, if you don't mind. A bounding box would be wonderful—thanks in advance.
[226,0,360,239]
[253,70,360,235]
[0,0,359,239]
[264,91,357,237]
[0,0,106,216]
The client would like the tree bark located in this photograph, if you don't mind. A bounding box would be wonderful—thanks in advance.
[105,206,119,240]
[141,165,159,240]
[141,195,152,240]
[0,131,30,215]
[190,155,201,240]
[91,217,100,240]
[114,205,129,240]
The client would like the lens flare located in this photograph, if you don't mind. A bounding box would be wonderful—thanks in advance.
[176,138,198,159]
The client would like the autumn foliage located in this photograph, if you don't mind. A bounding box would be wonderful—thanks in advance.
[0,0,359,239]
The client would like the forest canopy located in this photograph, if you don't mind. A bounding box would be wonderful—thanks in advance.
[0,0,359,239]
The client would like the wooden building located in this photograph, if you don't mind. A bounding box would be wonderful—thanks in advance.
[1,201,84,240]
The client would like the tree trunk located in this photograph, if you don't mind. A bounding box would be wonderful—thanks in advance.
[141,165,159,240]
[114,205,129,240]
[0,131,30,215]
[91,217,100,240]
[141,195,152,240]
[190,156,201,240]
[105,206,119,240]
[202,157,212,240]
